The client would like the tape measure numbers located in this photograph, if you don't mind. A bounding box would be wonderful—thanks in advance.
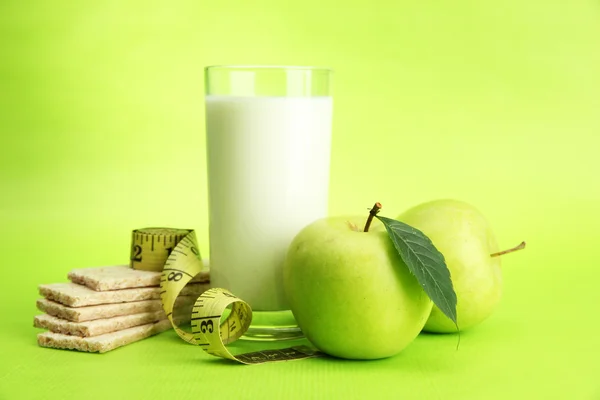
[130,227,321,364]
[130,228,192,272]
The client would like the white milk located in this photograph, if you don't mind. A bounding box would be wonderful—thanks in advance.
[205,95,332,311]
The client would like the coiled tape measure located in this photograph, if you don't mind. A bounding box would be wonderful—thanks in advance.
[130,227,322,364]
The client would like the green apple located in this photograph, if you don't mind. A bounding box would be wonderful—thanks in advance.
[397,199,502,333]
[283,216,433,360]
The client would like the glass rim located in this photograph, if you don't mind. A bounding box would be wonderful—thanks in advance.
[205,65,333,73]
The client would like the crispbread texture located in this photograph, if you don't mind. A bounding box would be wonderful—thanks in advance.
[39,283,159,307]
[36,298,164,322]
[38,282,210,307]
[68,265,210,291]
[34,311,164,337]
[36,293,198,322]
[68,265,160,291]
[37,319,172,353]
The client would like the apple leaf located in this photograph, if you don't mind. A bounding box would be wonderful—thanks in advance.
[376,215,458,328]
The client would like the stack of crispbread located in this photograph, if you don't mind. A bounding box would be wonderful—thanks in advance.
[35,265,209,353]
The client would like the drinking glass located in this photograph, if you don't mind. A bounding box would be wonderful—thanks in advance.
[205,65,333,340]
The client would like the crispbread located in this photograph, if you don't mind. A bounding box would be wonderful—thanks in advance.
[36,298,164,322]
[68,265,158,291]
[34,311,164,337]
[39,283,159,307]
[38,282,210,307]
[36,293,198,322]
[37,319,172,353]
[68,265,210,291]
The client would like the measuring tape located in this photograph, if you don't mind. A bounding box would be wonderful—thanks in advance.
[130,227,322,364]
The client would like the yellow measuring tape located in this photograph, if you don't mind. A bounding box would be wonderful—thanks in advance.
[130,227,322,364]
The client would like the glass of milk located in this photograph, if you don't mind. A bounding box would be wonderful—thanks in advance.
[205,66,332,340]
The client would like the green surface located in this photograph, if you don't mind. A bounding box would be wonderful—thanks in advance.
[1,0,599,398]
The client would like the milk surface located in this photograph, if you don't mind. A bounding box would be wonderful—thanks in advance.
[205,95,332,311]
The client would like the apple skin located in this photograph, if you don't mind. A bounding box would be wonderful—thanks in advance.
[397,199,501,333]
[283,216,432,360]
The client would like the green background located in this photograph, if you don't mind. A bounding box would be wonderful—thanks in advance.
[1,0,599,398]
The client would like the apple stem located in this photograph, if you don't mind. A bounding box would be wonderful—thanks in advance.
[363,202,382,232]
[490,241,526,257]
